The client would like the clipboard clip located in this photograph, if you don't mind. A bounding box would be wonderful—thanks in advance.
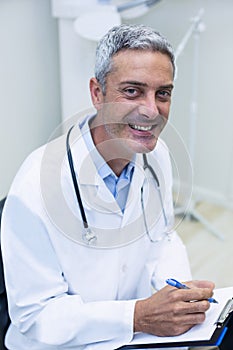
[215,298,233,328]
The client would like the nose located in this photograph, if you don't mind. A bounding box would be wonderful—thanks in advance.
[137,92,159,119]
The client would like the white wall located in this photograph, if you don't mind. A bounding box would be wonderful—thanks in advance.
[0,0,61,198]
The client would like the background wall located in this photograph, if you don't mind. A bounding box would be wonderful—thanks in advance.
[0,0,61,198]
[1,0,233,212]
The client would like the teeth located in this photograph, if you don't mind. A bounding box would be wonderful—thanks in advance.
[129,124,152,131]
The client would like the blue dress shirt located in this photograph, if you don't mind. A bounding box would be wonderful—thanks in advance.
[80,116,134,212]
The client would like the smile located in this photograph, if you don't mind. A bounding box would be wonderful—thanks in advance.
[129,124,152,131]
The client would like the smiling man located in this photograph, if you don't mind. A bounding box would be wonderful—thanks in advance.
[2,24,215,350]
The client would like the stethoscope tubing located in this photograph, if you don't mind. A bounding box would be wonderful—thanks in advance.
[66,125,89,229]
[66,125,168,243]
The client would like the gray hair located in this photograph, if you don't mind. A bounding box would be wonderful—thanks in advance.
[95,24,175,94]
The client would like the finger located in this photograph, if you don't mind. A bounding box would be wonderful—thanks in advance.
[160,312,207,335]
[169,287,214,304]
[172,299,210,315]
[175,311,207,326]
[184,299,210,314]
[173,285,215,302]
[187,289,214,302]
[186,280,215,290]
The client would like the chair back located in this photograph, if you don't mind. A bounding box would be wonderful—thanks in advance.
[0,198,10,350]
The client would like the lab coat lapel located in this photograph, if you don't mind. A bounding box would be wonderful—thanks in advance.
[70,123,121,215]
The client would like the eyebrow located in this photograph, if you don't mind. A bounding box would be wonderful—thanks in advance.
[119,81,174,90]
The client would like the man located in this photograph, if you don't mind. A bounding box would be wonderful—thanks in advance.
[2,24,214,350]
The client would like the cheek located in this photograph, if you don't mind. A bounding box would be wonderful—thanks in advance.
[104,122,122,135]
[101,104,132,130]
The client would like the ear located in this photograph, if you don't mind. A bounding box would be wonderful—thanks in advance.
[89,78,104,110]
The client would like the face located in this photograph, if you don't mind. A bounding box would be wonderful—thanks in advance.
[90,50,174,159]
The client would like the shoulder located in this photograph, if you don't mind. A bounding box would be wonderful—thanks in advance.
[9,145,46,197]
[8,133,67,202]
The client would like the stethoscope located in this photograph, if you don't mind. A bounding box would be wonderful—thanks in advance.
[66,125,169,245]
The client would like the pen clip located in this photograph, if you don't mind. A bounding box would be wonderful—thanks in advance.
[215,299,233,328]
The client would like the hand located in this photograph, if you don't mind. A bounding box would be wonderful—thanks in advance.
[134,280,215,336]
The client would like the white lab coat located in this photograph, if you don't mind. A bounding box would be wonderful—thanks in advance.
[1,116,191,350]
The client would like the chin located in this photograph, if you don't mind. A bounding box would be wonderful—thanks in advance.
[126,140,157,155]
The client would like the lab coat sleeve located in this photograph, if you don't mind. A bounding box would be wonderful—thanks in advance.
[151,231,192,291]
[2,195,136,349]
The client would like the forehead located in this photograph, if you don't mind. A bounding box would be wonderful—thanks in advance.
[110,49,174,81]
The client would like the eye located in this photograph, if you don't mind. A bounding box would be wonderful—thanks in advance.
[123,87,141,98]
[157,89,172,101]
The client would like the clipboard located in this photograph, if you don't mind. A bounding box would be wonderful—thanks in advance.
[117,297,233,349]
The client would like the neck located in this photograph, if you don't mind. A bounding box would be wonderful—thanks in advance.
[107,158,130,177]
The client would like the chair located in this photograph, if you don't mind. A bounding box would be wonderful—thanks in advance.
[0,198,10,350]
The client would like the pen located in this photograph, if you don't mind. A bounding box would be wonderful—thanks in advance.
[166,278,218,304]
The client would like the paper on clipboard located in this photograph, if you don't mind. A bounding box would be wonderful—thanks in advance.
[127,286,233,346]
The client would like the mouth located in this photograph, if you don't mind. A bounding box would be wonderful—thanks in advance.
[129,124,153,131]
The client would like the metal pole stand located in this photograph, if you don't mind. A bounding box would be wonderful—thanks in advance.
[175,9,224,241]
